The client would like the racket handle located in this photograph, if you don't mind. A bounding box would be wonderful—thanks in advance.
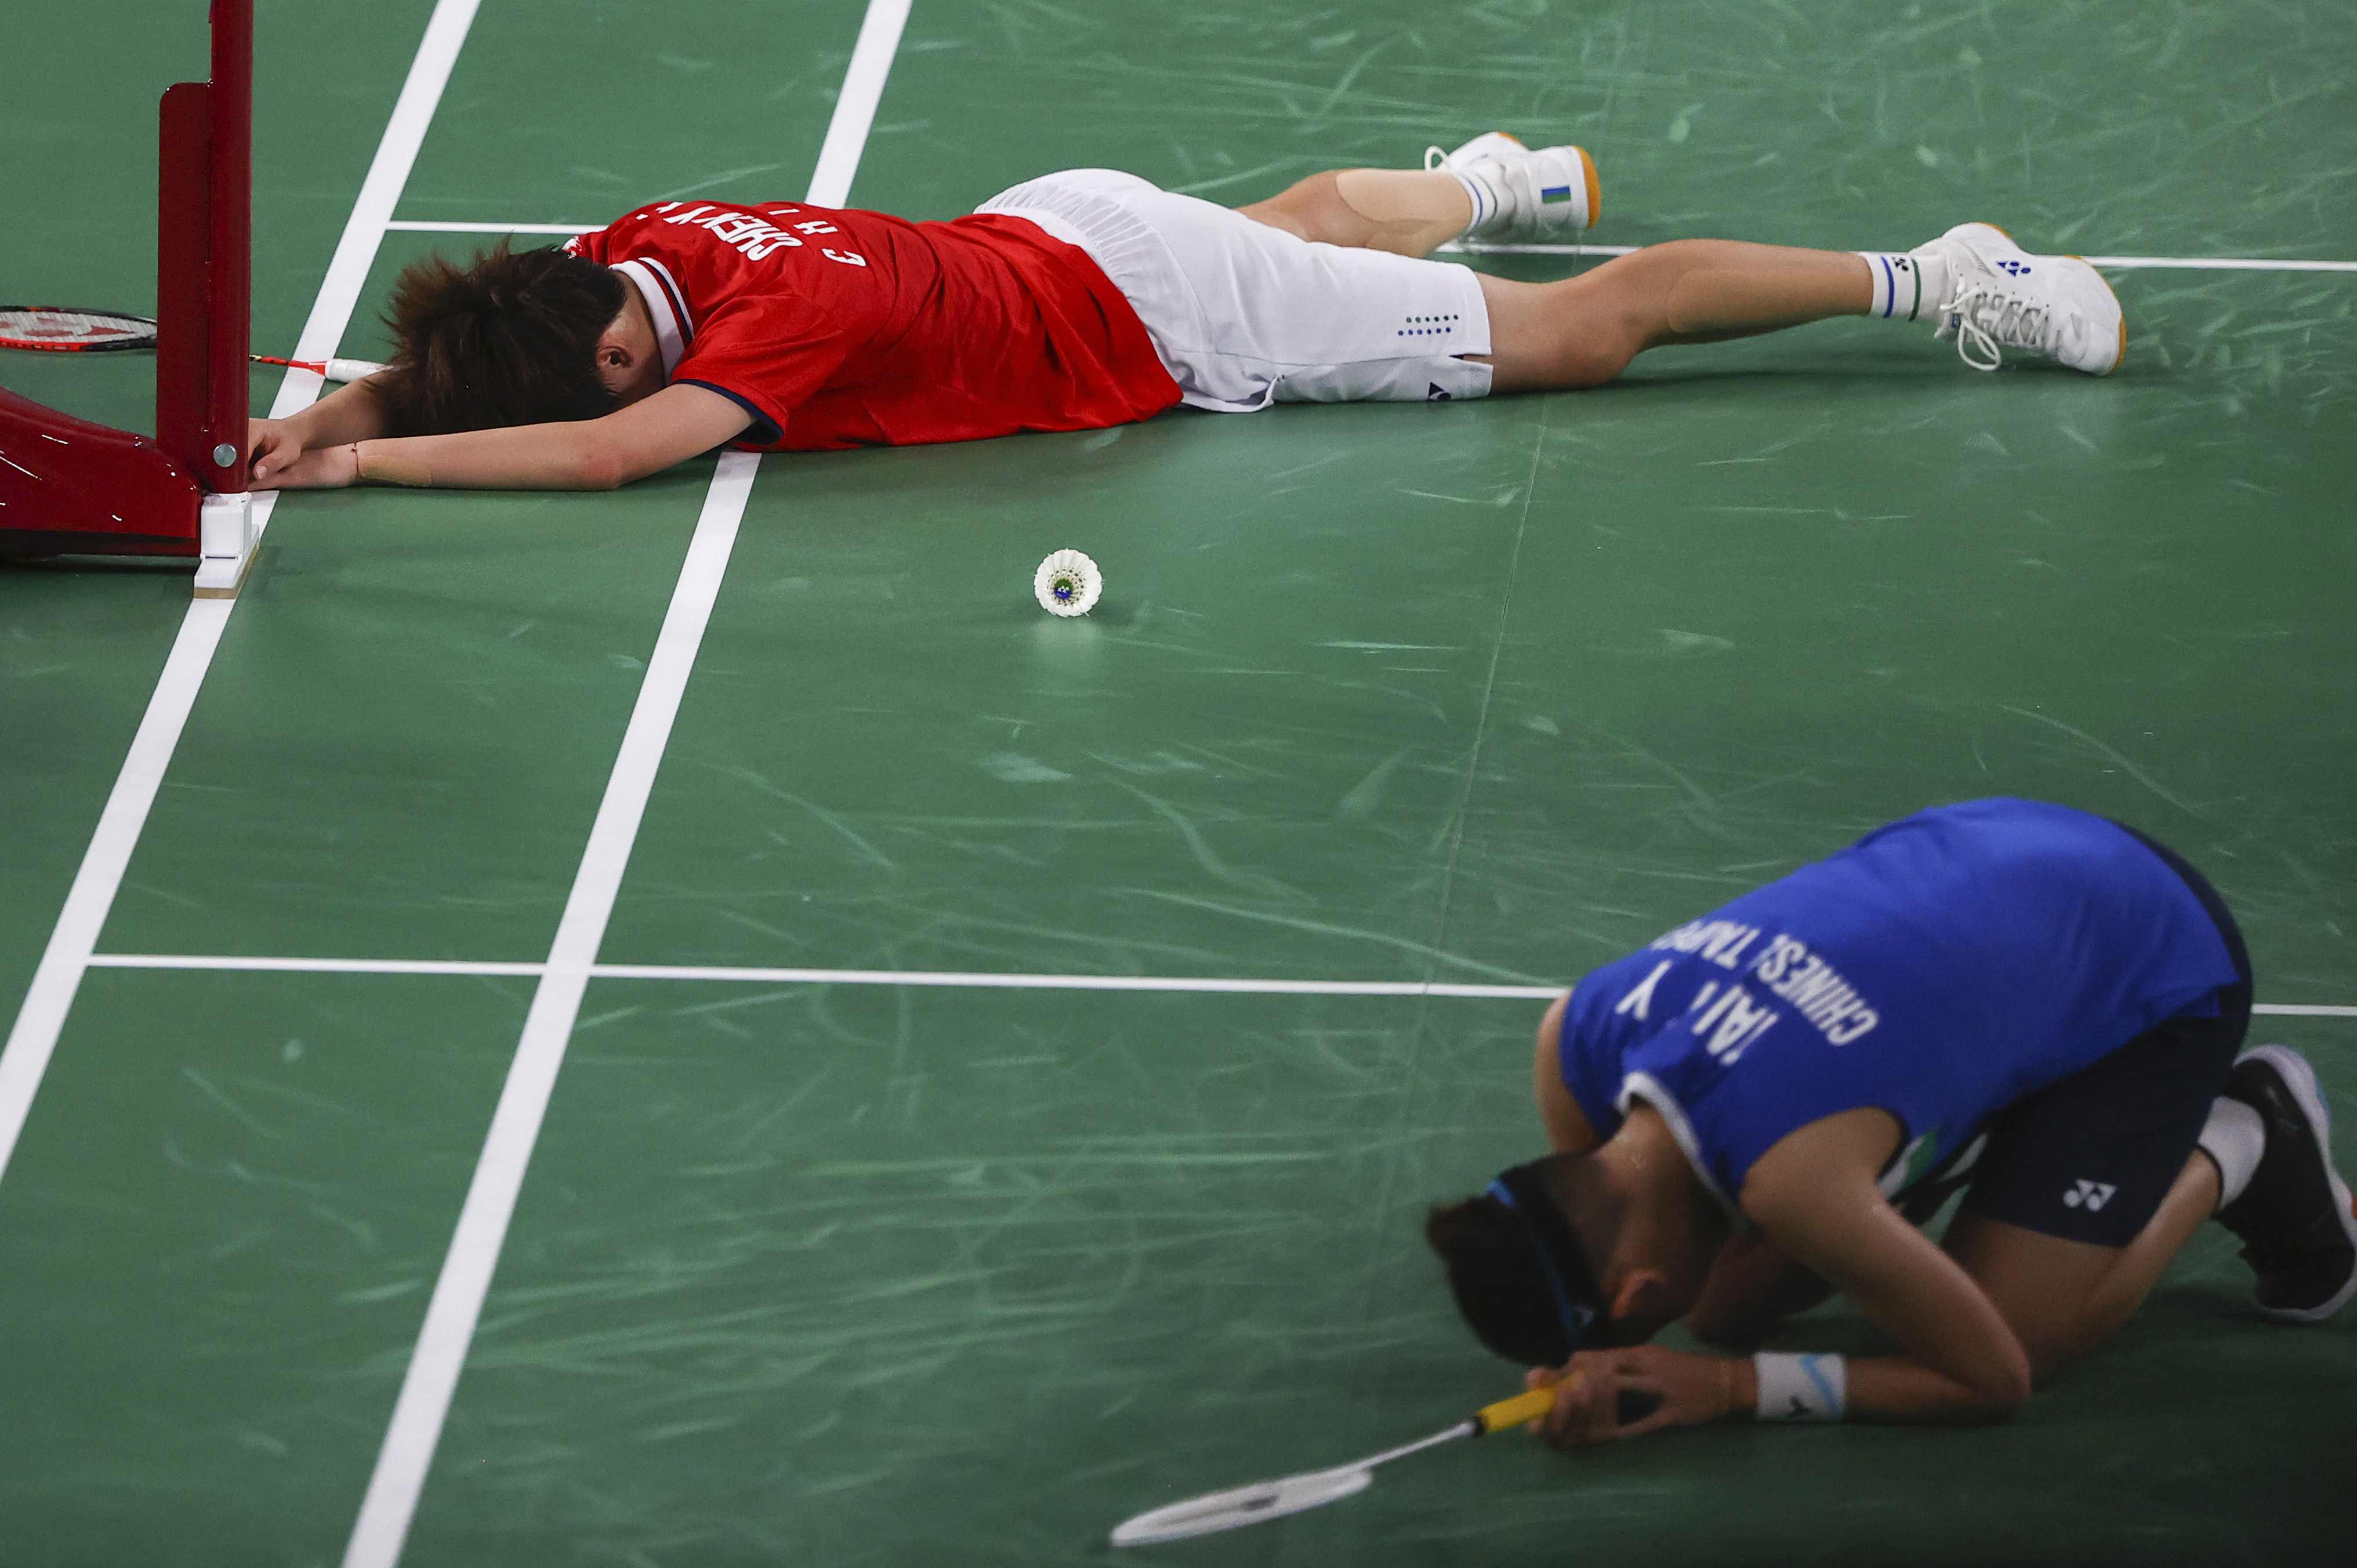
[1474,1383,1565,1435]
[325,357,388,383]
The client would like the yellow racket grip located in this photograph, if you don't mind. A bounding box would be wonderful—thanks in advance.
[1474,1379,1572,1435]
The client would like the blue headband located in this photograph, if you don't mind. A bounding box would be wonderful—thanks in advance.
[1488,1165,1599,1358]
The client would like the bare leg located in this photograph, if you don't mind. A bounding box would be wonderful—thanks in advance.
[1942,1152,2221,1383]
[1237,169,1473,257]
[1239,170,1879,392]
[1475,244,1874,391]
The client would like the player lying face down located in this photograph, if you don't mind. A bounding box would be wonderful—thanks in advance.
[243,136,2128,492]
[1428,798,2356,1443]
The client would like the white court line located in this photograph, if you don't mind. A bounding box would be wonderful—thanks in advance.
[340,6,912,1563]
[338,453,762,1568]
[593,964,1551,999]
[1443,241,2357,271]
[806,0,913,208]
[89,954,545,978]
[384,220,594,233]
[0,607,230,1181]
[0,0,486,1188]
[79,953,2357,1015]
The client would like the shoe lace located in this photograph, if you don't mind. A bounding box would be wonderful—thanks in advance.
[1423,145,1449,170]
[1942,281,2069,372]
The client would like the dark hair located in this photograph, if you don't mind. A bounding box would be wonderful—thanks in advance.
[1427,1194,1584,1367]
[374,241,627,435]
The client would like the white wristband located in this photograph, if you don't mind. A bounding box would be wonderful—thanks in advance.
[1754,1352,1847,1421]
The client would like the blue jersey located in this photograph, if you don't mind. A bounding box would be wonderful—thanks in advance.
[1557,800,2240,1211]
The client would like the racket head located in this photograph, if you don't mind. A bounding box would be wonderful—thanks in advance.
[0,307,157,352]
[1109,1464,1374,1547]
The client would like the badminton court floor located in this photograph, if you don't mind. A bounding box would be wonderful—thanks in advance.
[2,1,2352,1563]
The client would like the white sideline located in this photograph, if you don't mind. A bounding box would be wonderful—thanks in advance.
[75,953,2357,1016]
[338,452,761,1568]
[0,0,485,1186]
[340,6,912,1563]
[1441,241,2357,271]
[0,605,229,1181]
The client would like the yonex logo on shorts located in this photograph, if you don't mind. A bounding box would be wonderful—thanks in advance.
[2063,1179,2117,1211]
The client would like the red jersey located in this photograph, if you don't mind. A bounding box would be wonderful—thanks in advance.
[565,199,1180,451]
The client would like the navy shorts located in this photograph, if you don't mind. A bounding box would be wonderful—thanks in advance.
[1905,826,2252,1248]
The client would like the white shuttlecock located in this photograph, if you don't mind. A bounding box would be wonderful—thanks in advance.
[1034,549,1102,617]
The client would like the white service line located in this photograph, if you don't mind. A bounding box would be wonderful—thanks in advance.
[89,954,546,978]
[0,0,486,1188]
[341,5,914,1560]
[77,953,2357,1016]
[590,964,1553,999]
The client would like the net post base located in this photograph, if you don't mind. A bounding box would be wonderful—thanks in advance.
[193,491,259,598]
[0,386,201,560]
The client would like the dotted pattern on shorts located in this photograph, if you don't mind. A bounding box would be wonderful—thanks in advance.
[1398,313,1462,338]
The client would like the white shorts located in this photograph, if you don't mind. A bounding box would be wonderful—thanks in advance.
[977,168,1494,412]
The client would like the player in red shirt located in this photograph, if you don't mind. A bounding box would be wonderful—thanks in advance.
[245,137,2124,491]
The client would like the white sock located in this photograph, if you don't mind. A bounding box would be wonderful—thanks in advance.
[1856,249,1948,322]
[2198,1095,2267,1211]
[1448,169,1497,235]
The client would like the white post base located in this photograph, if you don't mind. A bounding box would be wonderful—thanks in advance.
[193,491,258,600]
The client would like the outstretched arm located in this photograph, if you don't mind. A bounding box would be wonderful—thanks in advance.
[246,374,393,480]
[1532,1108,2031,1449]
[248,381,753,492]
[1738,1108,2033,1421]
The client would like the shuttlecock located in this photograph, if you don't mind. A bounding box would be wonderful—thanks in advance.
[1034,549,1102,617]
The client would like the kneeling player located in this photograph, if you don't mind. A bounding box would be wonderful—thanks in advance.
[244,137,2125,491]
[1427,797,2356,1440]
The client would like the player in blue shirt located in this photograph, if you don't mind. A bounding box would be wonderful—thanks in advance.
[1428,799,2356,1438]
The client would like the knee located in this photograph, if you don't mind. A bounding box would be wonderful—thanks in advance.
[1549,340,1634,389]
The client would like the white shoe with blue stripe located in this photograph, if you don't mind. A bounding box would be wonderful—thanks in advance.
[1424,132,1599,241]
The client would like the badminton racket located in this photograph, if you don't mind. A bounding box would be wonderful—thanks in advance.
[1111,1381,1647,1547]
[0,306,384,382]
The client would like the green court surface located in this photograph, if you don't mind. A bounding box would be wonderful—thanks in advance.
[3,1,2353,1563]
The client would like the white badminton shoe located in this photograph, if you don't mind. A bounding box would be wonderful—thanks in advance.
[1424,132,1600,241]
[1916,222,2124,375]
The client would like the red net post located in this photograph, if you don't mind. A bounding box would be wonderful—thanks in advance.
[157,1,252,493]
[202,0,252,491]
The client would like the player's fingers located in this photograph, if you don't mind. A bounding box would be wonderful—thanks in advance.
[1551,1369,1622,1447]
[249,432,295,481]
[1611,1404,1683,1441]
[1580,1377,1630,1444]
[1538,1370,1603,1447]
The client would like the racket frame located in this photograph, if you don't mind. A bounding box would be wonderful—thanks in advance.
[0,307,159,353]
